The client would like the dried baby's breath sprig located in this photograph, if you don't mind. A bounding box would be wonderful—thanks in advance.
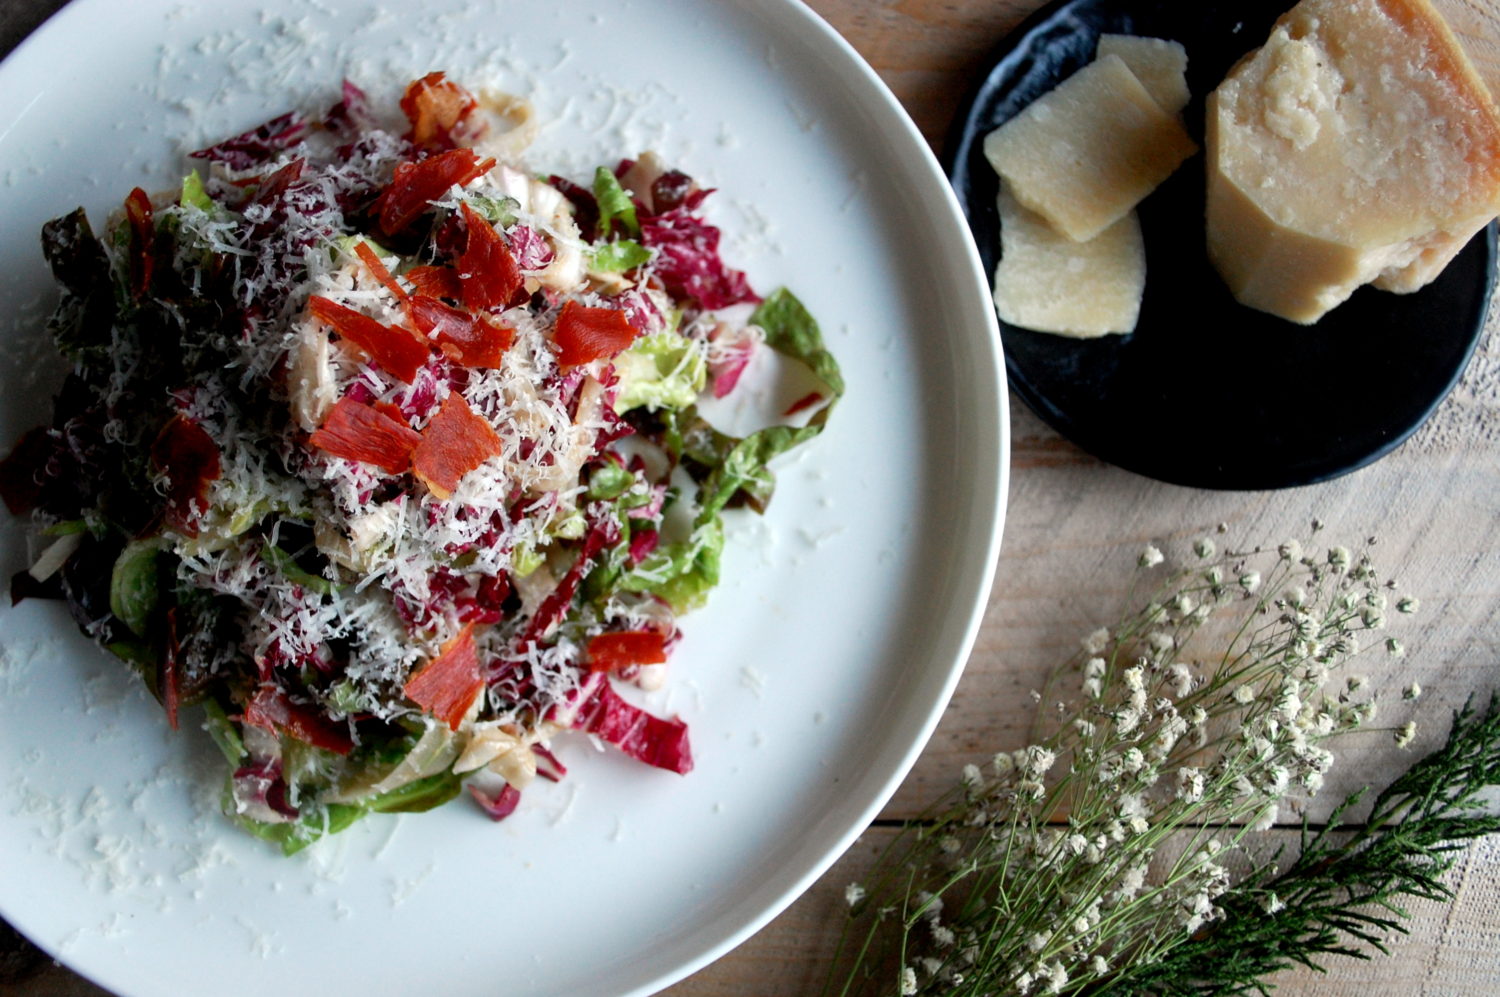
[1099,693,1500,996]
[826,535,1421,997]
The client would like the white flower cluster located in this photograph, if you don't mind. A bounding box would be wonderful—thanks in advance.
[868,532,1420,996]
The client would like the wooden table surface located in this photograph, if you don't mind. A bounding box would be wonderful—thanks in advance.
[3,1,1499,995]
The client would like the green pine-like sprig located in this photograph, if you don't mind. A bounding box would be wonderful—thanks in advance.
[1099,692,1500,996]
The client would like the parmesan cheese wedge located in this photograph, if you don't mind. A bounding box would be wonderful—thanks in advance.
[992,185,1146,337]
[983,54,1199,242]
[1207,0,1500,324]
[1097,34,1191,115]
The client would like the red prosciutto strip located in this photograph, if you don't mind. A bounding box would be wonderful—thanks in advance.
[400,72,479,150]
[124,187,155,300]
[411,393,503,499]
[376,148,495,235]
[307,295,430,383]
[457,202,525,312]
[353,241,410,302]
[149,414,221,537]
[586,631,668,674]
[404,624,485,730]
[309,397,421,475]
[242,684,355,755]
[552,301,638,369]
[405,264,464,300]
[408,294,513,368]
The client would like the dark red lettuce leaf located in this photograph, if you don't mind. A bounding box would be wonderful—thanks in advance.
[640,206,757,310]
[190,111,309,170]
[571,680,692,774]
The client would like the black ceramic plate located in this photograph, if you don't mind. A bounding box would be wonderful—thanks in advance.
[946,0,1497,490]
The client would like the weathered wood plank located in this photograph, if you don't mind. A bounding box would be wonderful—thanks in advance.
[663,828,1500,995]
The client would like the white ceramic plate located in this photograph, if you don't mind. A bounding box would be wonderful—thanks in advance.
[0,2,1008,995]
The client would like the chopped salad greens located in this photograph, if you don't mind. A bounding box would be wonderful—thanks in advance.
[0,73,840,852]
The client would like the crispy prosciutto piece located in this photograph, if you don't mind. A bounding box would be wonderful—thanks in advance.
[571,680,693,774]
[375,148,495,235]
[242,683,355,755]
[405,264,464,300]
[371,399,407,425]
[309,396,421,475]
[457,202,525,312]
[404,624,485,731]
[352,241,409,302]
[411,393,503,500]
[124,187,155,300]
[409,294,514,368]
[586,631,668,674]
[553,301,639,370]
[307,295,429,383]
[400,72,480,150]
[149,414,220,538]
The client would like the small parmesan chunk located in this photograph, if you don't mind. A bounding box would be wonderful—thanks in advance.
[1097,34,1191,114]
[992,185,1145,337]
[983,54,1199,241]
[1207,0,1500,323]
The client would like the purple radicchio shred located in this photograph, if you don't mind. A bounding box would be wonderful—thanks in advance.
[571,680,693,774]
[649,170,699,214]
[234,757,300,819]
[531,744,567,782]
[323,79,372,137]
[191,111,309,170]
[639,205,758,310]
[469,782,522,820]
[546,174,600,242]
[510,225,554,270]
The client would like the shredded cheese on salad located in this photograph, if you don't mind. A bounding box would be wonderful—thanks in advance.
[0,74,841,852]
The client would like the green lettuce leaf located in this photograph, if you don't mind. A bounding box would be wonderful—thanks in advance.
[693,288,844,522]
[588,462,636,501]
[752,286,845,399]
[230,770,462,856]
[261,541,335,596]
[616,517,724,613]
[590,238,652,273]
[614,331,707,414]
[593,166,640,237]
[179,170,214,212]
[461,191,520,227]
[200,698,246,766]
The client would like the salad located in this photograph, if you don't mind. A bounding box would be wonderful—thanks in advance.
[0,74,841,852]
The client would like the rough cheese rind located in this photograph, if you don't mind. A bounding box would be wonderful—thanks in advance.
[992,185,1146,337]
[1097,34,1191,115]
[1207,0,1500,324]
[982,54,1199,242]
